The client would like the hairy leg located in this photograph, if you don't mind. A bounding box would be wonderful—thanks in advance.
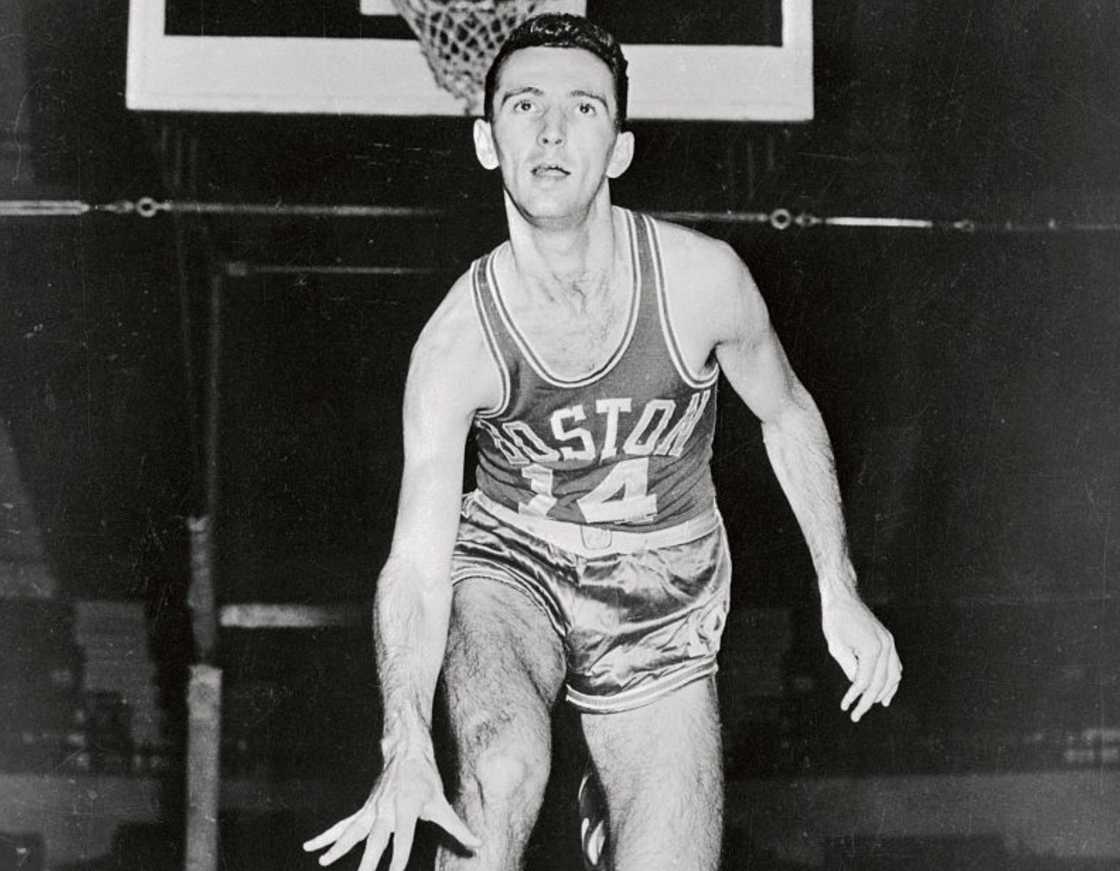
[580,678,724,871]
[436,578,566,871]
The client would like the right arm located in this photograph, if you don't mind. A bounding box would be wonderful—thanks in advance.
[375,323,480,769]
[304,275,500,871]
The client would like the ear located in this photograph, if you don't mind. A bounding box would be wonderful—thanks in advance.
[606,130,635,179]
[473,118,500,171]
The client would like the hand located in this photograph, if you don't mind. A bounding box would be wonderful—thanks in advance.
[820,592,902,723]
[302,752,481,871]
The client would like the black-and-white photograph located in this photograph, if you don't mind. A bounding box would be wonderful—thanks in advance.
[1,1,1117,869]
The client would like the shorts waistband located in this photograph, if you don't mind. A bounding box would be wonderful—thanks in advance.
[469,490,720,555]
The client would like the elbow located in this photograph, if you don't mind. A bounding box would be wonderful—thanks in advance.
[377,550,453,608]
[761,385,827,447]
[761,382,813,426]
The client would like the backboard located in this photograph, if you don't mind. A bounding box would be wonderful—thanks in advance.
[126,1,813,120]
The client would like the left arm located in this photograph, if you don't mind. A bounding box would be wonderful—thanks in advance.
[710,247,901,722]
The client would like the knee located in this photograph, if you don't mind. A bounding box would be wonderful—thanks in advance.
[457,716,550,808]
[472,744,548,806]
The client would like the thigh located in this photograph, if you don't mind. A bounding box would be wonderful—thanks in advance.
[435,578,569,869]
[441,576,567,766]
[580,677,724,871]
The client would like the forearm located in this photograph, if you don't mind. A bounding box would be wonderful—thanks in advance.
[372,554,453,756]
[760,383,858,604]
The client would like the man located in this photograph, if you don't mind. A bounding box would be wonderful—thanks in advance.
[304,14,901,871]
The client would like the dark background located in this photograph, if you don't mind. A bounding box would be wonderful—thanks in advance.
[2,1,1119,868]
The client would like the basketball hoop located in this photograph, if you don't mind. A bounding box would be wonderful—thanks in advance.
[390,0,562,114]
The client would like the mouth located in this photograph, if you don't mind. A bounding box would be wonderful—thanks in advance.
[531,164,571,178]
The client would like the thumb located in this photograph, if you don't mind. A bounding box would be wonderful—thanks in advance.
[425,796,482,850]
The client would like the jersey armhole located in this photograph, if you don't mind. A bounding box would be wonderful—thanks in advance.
[470,254,511,419]
[645,217,721,389]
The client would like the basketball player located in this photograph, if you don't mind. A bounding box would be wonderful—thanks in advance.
[304,14,901,871]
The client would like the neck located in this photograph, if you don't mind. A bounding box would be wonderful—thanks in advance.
[503,192,620,305]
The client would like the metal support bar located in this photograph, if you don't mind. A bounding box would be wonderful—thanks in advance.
[223,262,447,278]
[185,665,221,871]
[187,516,217,662]
[219,603,365,629]
[184,268,224,871]
[205,271,222,528]
[186,270,223,665]
[6,196,1120,234]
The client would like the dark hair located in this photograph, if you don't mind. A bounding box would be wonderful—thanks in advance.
[483,13,629,127]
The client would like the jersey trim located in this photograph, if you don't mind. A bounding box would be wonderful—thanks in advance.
[472,488,719,555]
[484,214,642,389]
[471,254,511,419]
[645,216,721,390]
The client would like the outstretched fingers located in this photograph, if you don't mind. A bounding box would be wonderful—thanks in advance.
[304,791,480,871]
[302,815,356,854]
[316,811,379,867]
[387,817,417,871]
[357,821,394,871]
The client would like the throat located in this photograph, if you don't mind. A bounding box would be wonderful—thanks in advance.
[518,281,632,379]
[537,269,612,312]
[498,206,636,379]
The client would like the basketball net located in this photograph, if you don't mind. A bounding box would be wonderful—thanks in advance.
[390,0,571,114]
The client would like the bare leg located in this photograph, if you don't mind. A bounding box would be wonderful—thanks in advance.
[437,578,566,871]
[580,678,723,871]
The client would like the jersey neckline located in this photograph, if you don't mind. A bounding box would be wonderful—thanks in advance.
[484,208,642,389]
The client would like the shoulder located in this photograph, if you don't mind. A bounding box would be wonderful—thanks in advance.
[412,269,478,359]
[405,266,501,420]
[647,217,744,284]
[645,215,767,346]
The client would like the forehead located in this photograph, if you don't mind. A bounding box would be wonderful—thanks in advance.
[496,46,615,101]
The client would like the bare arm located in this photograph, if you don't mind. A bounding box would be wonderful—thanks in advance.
[709,246,901,721]
[715,284,855,604]
[374,349,474,757]
[305,277,495,869]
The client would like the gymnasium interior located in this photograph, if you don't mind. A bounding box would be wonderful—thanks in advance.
[1,1,1118,869]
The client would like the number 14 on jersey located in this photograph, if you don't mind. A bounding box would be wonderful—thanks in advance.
[521,458,656,524]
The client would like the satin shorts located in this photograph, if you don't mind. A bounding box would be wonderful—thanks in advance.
[450,490,732,714]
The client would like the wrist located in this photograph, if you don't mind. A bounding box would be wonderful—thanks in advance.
[381,710,434,759]
[381,730,434,764]
[818,568,859,607]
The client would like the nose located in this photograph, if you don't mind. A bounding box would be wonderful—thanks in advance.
[537,108,566,146]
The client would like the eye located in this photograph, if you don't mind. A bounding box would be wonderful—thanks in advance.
[577,101,597,115]
[513,98,536,113]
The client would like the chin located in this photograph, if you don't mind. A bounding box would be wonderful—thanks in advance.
[514,194,587,225]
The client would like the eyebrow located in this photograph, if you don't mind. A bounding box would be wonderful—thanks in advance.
[569,89,609,108]
[499,86,544,109]
[570,89,611,112]
[498,86,612,112]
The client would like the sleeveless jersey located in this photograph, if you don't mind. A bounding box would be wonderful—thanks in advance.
[470,209,719,532]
